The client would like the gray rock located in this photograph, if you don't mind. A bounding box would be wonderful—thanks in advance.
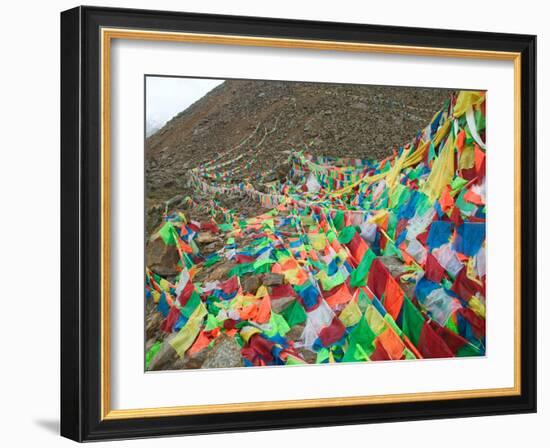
[261,273,284,286]
[351,102,369,111]
[145,311,163,340]
[201,335,243,369]
[378,256,408,278]
[297,347,317,364]
[202,241,224,254]
[194,260,237,283]
[170,347,209,370]
[195,232,220,245]
[146,234,181,277]
[242,275,262,294]
[165,194,185,208]
[285,324,305,342]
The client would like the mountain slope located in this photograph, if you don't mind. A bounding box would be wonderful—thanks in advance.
[145,80,453,233]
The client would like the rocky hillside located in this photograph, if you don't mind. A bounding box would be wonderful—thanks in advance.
[144,87,488,372]
[145,80,453,235]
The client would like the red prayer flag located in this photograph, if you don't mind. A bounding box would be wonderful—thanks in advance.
[367,257,390,300]
[424,253,446,283]
[220,276,239,295]
[319,317,347,347]
[177,280,194,306]
[418,323,454,358]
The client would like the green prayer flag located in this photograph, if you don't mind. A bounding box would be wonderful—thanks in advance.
[333,211,344,231]
[475,108,486,131]
[342,316,376,362]
[403,347,417,360]
[204,313,220,331]
[338,226,357,244]
[319,269,345,291]
[350,316,377,349]
[281,300,307,327]
[286,355,307,365]
[316,347,330,363]
[228,262,255,277]
[401,297,424,347]
[450,176,468,192]
[253,257,275,271]
[158,222,176,246]
[145,341,162,369]
[218,223,233,232]
[265,312,291,338]
[350,249,376,287]
[456,189,476,214]
[457,342,481,357]
[181,291,201,319]
[203,254,221,267]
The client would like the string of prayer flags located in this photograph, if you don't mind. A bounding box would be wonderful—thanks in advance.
[145,90,487,370]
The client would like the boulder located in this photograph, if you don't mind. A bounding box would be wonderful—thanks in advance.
[379,256,408,278]
[201,240,224,254]
[170,347,209,370]
[201,334,243,369]
[195,232,220,245]
[165,194,185,209]
[145,311,163,340]
[261,273,284,286]
[194,260,236,283]
[146,235,180,277]
[297,347,317,364]
[285,324,305,342]
[242,275,262,294]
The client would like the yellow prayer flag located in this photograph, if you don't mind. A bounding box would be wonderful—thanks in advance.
[169,302,207,357]
[339,300,362,327]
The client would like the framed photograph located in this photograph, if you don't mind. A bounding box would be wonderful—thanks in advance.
[60,6,537,441]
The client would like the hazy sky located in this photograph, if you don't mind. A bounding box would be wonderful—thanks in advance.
[145,77,224,136]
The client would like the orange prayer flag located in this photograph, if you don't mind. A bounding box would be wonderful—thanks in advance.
[308,250,319,262]
[325,283,353,308]
[456,129,466,152]
[178,239,193,254]
[474,144,485,172]
[293,269,308,285]
[439,185,454,213]
[188,331,211,356]
[379,213,389,232]
[378,327,405,360]
[255,295,272,324]
[330,238,343,253]
[239,303,258,320]
[281,259,299,270]
[383,276,405,321]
